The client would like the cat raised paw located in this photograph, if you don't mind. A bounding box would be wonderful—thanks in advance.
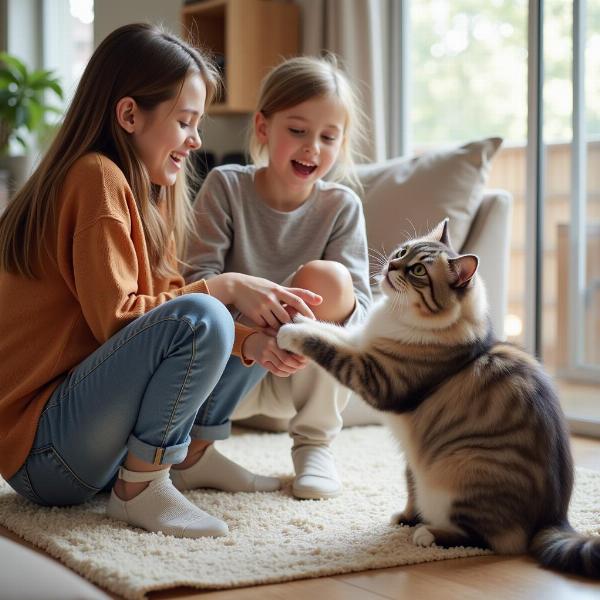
[277,323,306,354]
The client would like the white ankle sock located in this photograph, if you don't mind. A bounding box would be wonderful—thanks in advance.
[106,467,227,538]
[292,445,342,500]
[171,444,281,493]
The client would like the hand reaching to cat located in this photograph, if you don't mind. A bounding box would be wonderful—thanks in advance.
[209,273,322,330]
[242,330,308,376]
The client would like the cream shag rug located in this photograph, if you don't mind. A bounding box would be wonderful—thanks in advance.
[1,426,599,599]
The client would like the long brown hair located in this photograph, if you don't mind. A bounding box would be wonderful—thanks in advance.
[0,23,220,278]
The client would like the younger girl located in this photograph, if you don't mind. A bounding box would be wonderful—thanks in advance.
[0,24,321,538]
[184,56,371,499]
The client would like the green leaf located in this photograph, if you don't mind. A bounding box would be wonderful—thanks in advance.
[0,89,14,107]
[0,68,19,87]
[0,52,64,151]
[14,104,27,129]
[0,52,27,80]
[27,71,63,99]
[47,80,63,99]
[27,100,43,130]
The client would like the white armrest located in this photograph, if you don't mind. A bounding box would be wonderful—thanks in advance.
[461,189,513,340]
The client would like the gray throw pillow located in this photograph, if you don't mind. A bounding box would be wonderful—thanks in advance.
[355,137,503,253]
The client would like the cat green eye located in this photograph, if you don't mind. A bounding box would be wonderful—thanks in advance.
[409,264,426,276]
[396,247,408,258]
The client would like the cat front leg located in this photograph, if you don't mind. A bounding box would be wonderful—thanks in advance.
[278,319,405,408]
[391,466,423,527]
[277,318,359,391]
[277,316,351,356]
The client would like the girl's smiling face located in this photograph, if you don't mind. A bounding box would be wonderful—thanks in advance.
[256,94,346,196]
[125,71,207,187]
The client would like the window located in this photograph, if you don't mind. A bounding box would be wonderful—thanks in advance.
[42,0,94,106]
[410,0,528,345]
[408,0,600,430]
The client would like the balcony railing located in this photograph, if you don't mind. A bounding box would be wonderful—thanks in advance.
[487,140,600,371]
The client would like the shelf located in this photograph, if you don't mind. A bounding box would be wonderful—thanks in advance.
[182,0,300,114]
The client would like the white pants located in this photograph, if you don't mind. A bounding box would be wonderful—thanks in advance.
[231,263,354,447]
[231,362,352,448]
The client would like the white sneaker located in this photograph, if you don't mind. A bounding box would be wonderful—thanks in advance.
[106,467,228,538]
[170,444,281,493]
[292,445,342,500]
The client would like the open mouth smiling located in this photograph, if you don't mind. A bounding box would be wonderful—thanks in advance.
[170,152,186,168]
[291,159,318,176]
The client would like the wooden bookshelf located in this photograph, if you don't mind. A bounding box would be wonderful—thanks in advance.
[182,0,300,114]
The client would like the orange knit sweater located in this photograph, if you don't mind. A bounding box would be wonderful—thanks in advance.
[0,153,254,479]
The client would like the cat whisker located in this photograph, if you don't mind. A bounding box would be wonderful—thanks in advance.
[391,292,403,314]
[405,218,418,239]
[369,258,387,271]
[368,246,387,257]
[401,229,413,243]
[368,248,389,265]
[369,262,387,273]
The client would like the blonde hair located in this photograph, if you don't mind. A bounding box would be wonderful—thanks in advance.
[248,54,366,189]
[0,23,220,278]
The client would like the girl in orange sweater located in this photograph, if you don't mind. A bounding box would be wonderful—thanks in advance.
[0,23,320,538]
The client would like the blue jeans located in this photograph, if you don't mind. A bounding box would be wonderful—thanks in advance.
[7,294,261,507]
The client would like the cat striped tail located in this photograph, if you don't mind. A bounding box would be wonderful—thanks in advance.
[530,524,600,578]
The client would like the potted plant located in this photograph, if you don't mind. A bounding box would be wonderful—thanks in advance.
[0,51,63,196]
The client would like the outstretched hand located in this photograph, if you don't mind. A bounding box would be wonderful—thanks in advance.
[229,274,322,330]
[242,330,308,376]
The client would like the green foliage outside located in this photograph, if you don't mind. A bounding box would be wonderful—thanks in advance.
[411,0,600,146]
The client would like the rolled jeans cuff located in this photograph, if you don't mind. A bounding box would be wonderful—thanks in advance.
[127,433,190,465]
[190,421,231,441]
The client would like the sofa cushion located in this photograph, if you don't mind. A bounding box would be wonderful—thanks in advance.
[355,137,502,253]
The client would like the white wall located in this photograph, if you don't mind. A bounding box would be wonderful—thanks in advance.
[93,0,248,160]
[6,0,40,67]
[202,114,251,164]
[93,0,182,46]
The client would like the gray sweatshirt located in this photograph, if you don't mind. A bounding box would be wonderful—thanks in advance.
[184,164,372,324]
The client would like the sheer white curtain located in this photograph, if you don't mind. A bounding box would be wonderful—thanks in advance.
[296,0,404,163]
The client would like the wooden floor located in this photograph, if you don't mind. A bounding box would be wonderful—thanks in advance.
[1,436,599,600]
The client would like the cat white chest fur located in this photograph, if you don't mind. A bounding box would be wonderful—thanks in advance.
[413,482,454,529]
[386,414,455,529]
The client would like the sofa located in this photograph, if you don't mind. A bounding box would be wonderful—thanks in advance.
[236,136,512,429]
[0,137,511,598]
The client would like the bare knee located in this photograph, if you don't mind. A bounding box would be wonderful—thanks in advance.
[291,260,355,323]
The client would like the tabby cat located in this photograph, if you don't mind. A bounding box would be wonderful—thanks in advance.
[277,219,599,578]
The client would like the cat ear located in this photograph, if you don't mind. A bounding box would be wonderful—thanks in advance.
[429,218,451,247]
[448,254,479,288]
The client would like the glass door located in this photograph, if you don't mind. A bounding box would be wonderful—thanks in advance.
[405,0,600,433]
[408,1,528,348]
[542,0,600,432]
